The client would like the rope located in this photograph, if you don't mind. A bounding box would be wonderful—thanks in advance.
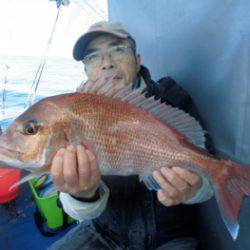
[1,64,9,116]
[26,2,63,107]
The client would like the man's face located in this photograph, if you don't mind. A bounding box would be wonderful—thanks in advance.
[83,34,141,85]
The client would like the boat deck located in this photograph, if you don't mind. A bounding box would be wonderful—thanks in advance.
[0,182,74,250]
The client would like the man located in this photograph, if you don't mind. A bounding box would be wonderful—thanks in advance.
[50,22,214,250]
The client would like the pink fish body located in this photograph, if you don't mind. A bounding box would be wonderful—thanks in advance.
[0,80,249,240]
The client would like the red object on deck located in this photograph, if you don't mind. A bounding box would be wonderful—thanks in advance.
[0,168,21,203]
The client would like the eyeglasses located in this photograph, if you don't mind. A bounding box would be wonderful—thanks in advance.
[82,45,133,68]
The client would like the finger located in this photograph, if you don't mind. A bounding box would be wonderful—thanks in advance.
[82,139,95,153]
[86,149,100,183]
[152,170,179,198]
[76,145,91,183]
[51,149,65,187]
[161,167,190,193]
[157,189,178,207]
[63,145,78,186]
[172,167,202,187]
[86,150,101,187]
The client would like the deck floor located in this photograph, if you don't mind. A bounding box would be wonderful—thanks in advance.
[0,182,75,250]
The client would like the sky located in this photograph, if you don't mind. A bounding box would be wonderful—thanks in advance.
[0,0,108,58]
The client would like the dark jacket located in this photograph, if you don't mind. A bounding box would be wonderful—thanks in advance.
[93,66,214,250]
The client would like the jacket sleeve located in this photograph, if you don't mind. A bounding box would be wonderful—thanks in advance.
[183,175,214,204]
[59,181,110,221]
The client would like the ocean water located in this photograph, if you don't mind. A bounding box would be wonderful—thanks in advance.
[0,55,85,130]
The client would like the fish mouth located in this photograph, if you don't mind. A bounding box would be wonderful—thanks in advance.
[0,145,20,159]
[0,145,43,172]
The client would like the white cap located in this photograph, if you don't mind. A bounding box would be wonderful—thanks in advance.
[73,21,135,61]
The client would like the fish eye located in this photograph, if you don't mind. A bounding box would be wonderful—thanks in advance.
[23,120,39,135]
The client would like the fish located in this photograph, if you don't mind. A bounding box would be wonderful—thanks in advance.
[0,78,249,240]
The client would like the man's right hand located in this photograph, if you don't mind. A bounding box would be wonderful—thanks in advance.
[51,145,101,199]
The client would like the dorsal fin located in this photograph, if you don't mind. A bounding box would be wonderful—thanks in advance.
[77,79,206,148]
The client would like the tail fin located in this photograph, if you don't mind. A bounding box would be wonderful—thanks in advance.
[213,160,250,240]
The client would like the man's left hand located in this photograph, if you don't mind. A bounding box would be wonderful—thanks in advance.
[153,166,202,207]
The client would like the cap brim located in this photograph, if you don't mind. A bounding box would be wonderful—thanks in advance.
[73,31,129,61]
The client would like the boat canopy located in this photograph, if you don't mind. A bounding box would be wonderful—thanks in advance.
[108,1,250,249]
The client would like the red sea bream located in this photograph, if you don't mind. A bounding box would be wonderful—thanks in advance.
[0,79,249,240]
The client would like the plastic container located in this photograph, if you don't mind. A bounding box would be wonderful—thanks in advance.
[29,178,75,230]
[0,168,21,203]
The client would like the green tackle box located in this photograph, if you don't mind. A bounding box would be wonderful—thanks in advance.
[28,178,75,232]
